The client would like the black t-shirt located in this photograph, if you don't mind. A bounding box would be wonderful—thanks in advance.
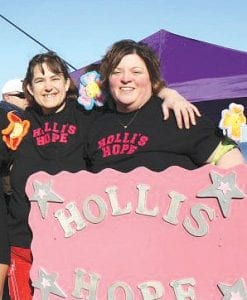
[0,100,96,263]
[86,96,223,173]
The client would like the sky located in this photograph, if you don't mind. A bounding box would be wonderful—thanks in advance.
[1,0,247,93]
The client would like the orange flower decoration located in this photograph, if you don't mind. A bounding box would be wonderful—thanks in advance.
[2,111,30,150]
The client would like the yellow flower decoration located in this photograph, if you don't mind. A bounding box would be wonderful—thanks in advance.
[86,81,101,99]
[77,71,105,110]
[219,103,246,141]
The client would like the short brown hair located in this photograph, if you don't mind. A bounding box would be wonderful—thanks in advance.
[23,51,78,105]
[100,39,165,94]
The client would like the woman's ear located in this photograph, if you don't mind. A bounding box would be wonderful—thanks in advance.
[65,78,71,92]
[27,84,34,96]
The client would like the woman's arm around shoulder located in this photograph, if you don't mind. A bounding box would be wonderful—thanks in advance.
[158,87,201,129]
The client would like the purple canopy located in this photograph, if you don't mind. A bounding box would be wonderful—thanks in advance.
[71,29,247,102]
[70,29,247,122]
[142,30,247,102]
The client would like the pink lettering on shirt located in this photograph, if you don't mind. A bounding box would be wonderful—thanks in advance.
[32,122,77,146]
[97,132,149,158]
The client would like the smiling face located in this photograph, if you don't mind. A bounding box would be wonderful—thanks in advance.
[109,54,152,112]
[27,63,70,114]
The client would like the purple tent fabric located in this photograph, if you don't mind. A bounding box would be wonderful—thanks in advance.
[142,30,247,102]
[70,29,247,103]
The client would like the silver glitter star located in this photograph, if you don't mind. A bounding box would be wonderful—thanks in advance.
[30,180,64,218]
[197,171,245,218]
[218,278,247,300]
[32,268,67,299]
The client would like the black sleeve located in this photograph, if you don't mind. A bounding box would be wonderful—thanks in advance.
[182,115,223,165]
[0,108,12,164]
[0,108,11,264]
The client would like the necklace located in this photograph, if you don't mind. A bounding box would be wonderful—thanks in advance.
[117,109,140,129]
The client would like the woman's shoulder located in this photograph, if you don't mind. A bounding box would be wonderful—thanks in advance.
[144,96,164,112]
[0,106,27,133]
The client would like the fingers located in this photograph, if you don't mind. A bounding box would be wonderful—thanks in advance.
[173,103,201,129]
[173,110,183,129]
[186,104,202,128]
[190,103,201,117]
[186,105,197,128]
[181,108,190,129]
[161,93,202,129]
[162,103,170,120]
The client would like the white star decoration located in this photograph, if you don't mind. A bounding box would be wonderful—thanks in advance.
[218,278,247,300]
[197,171,245,217]
[30,180,64,218]
[32,268,67,299]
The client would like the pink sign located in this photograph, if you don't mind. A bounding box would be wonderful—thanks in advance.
[26,165,247,299]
